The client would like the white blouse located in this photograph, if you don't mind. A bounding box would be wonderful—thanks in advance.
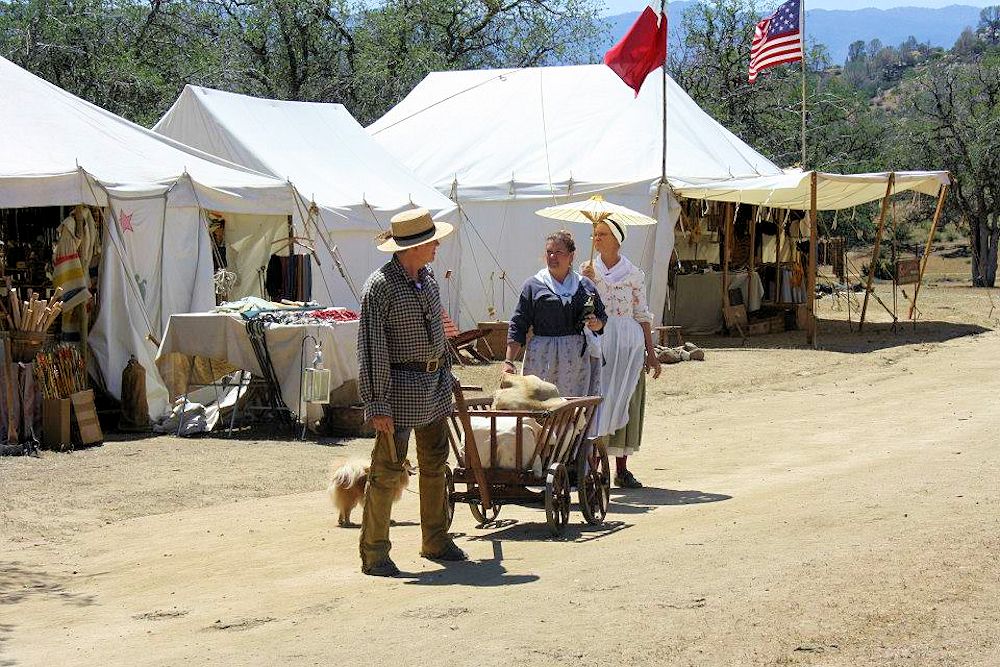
[589,261,654,325]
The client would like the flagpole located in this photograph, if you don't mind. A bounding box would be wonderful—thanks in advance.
[661,0,668,186]
[800,0,807,168]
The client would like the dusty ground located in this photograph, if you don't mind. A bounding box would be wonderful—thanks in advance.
[1,280,999,667]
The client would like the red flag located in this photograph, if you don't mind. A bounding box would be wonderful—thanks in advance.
[604,6,667,96]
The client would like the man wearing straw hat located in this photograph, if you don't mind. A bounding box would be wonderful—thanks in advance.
[356,207,466,577]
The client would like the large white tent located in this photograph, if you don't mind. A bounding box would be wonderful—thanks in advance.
[368,64,786,326]
[0,56,298,418]
[153,86,459,308]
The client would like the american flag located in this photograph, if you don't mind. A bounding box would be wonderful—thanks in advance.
[748,0,803,84]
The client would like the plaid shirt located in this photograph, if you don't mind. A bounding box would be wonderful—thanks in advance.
[357,255,453,428]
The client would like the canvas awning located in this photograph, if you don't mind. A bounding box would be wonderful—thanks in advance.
[671,170,952,210]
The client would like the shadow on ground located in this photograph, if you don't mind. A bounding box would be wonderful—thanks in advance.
[0,561,95,608]
[608,487,732,515]
[403,541,540,587]
[690,319,989,354]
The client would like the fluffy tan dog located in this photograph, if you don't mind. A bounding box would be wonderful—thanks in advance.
[328,459,415,527]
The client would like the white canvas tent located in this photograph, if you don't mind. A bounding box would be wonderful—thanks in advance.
[0,56,298,418]
[368,64,785,327]
[153,86,459,308]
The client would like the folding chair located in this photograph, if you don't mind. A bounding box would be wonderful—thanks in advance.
[441,309,491,365]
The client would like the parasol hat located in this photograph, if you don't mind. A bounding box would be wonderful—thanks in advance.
[377,207,454,252]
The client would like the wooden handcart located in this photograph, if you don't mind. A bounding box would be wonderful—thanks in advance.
[445,381,610,536]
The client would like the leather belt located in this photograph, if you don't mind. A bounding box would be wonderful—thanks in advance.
[390,356,446,373]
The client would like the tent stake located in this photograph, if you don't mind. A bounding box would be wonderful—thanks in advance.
[859,173,895,331]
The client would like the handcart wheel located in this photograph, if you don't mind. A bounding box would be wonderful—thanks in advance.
[576,439,610,525]
[444,465,456,530]
[469,498,502,525]
[544,463,571,536]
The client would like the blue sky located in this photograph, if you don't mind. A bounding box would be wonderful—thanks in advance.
[601,1,996,14]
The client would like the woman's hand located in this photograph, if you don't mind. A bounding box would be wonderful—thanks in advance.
[580,261,596,281]
[644,352,662,379]
[584,314,603,332]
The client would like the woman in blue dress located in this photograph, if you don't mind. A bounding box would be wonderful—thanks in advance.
[502,230,607,399]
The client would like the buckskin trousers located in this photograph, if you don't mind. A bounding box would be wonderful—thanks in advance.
[359,417,450,568]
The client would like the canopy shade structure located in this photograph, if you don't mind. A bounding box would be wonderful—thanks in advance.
[153,85,459,308]
[672,170,952,210]
[369,64,788,326]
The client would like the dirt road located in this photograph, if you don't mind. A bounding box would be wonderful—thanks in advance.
[1,285,998,666]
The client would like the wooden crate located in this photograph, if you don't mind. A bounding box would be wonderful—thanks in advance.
[320,405,375,437]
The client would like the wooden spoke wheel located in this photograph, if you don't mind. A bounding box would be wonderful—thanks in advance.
[468,489,502,526]
[576,439,610,526]
[544,462,571,536]
[444,465,456,530]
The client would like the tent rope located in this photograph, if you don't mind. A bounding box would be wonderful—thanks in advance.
[362,197,386,231]
[369,70,523,137]
[290,192,338,303]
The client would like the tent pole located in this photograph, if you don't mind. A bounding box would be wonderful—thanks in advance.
[722,203,732,310]
[807,171,818,347]
[859,173,895,331]
[908,183,949,320]
[776,212,783,303]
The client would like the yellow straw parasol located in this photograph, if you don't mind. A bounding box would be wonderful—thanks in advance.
[535,194,657,263]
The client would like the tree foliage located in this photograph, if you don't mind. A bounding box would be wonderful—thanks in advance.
[0,0,604,125]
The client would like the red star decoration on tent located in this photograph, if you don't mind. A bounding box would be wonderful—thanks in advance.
[119,209,134,232]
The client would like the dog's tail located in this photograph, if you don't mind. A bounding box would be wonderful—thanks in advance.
[328,460,368,493]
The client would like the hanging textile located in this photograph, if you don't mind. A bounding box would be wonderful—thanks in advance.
[265,254,312,302]
[53,217,91,311]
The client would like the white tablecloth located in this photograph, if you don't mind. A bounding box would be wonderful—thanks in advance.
[155,312,359,418]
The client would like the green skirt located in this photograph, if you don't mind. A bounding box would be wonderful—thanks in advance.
[605,371,645,457]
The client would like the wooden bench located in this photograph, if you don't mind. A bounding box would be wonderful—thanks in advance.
[652,325,685,347]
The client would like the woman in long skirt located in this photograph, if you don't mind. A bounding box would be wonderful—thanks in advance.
[503,230,607,400]
[581,219,661,488]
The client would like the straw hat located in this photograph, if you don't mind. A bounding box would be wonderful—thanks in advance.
[494,374,568,411]
[377,208,454,252]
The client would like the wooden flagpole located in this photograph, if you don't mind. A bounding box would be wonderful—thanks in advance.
[661,0,668,187]
[800,0,807,168]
